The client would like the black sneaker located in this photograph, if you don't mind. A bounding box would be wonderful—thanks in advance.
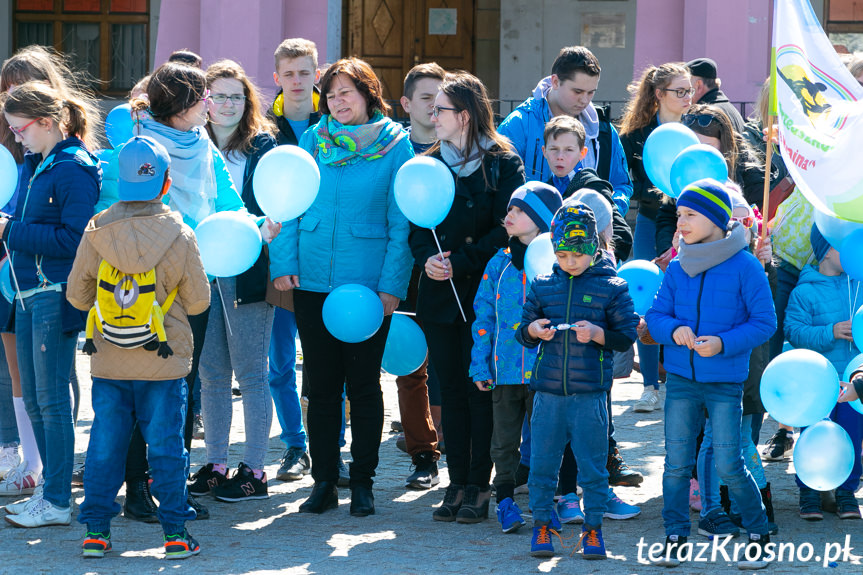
[390,420,403,433]
[835,489,862,519]
[405,452,440,490]
[192,413,205,440]
[71,462,85,487]
[213,463,268,502]
[276,447,310,482]
[607,447,643,487]
[799,486,823,521]
[187,463,227,497]
[187,494,209,520]
[737,533,771,570]
[514,463,530,495]
[761,429,793,461]
[337,458,350,488]
[653,535,687,567]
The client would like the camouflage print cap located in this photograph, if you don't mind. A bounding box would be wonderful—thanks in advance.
[549,201,598,255]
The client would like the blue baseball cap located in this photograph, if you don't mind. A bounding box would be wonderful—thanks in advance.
[118,136,170,201]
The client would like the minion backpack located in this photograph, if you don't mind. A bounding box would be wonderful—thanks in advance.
[83,260,177,359]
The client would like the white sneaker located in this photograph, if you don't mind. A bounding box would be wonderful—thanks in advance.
[4,483,43,514]
[0,463,39,497]
[0,446,21,479]
[4,496,71,527]
[633,388,661,413]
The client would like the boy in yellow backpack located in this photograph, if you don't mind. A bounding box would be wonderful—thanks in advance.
[66,136,210,560]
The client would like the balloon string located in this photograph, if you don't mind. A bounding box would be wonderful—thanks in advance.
[3,242,25,312]
[215,278,233,336]
[431,227,467,323]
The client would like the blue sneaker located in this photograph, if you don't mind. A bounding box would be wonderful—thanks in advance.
[496,497,526,533]
[697,508,740,538]
[550,508,562,531]
[604,488,641,519]
[579,526,607,560]
[530,524,555,557]
[557,493,585,524]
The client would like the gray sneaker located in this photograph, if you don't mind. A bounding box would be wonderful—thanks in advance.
[276,447,310,482]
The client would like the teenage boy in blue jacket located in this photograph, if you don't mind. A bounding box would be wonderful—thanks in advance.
[516,202,638,560]
[498,46,632,216]
[645,179,776,570]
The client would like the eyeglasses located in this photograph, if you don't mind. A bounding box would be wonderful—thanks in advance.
[7,117,40,136]
[681,114,717,128]
[211,94,246,105]
[197,89,211,102]
[432,105,458,117]
[662,87,694,99]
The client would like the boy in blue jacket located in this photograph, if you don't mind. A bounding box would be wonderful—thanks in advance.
[784,224,862,521]
[470,182,562,534]
[516,202,638,560]
[645,179,776,570]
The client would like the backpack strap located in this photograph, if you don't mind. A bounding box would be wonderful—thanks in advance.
[162,286,179,314]
[594,105,613,183]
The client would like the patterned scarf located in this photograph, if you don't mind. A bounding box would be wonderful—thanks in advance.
[314,112,405,166]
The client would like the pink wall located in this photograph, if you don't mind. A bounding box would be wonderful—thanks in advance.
[154,0,329,101]
[634,0,771,106]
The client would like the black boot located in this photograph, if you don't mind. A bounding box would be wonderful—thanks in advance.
[455,484,491,523]
[188,494,209,520]
[719,484,731,515]
[432,483,464,522]
[761,482,778,534]
[299,481,338,514]
[123,478,159,523]
[350,485,375,517]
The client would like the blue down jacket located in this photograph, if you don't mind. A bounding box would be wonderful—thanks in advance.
[516,253,638,395]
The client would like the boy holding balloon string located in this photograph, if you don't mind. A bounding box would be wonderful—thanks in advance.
[644,178,776,569]
[785,224,863,521]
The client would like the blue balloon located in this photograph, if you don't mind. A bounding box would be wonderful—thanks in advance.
[854,307,863,353]
[843,353,863,415]
[252,145,320,222]
[394,157,455,228]
[760,349,839,427]
[794,420,855,491]
[670,144,729,198]
[617,260,664,316]
[0,258,13,304]
[322,284,384,343]
[643,123,700,196]
[525,232,555,283]
[814,208,863,249]
[194,212,262,277]
[105,104,135,149]
[781,341,794,353]
[840,230,863,281]
[381,313,428,376]
[0,145,17,209]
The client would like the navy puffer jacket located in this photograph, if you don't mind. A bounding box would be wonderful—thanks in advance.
[516,253,639,395]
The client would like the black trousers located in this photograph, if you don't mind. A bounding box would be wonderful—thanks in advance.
[294,290,390,489]
[424,320,493,486]
[124,308,210,482]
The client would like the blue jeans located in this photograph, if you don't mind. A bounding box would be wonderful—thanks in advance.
[633,213,660,389]
[269,307,306,451]
[768,260,800,360]
[529,390,609,527]
[663,374,767,536]
[79,378,194,535]
[0,336,17,446]
[15,291,75,508]
[200,280,274,470]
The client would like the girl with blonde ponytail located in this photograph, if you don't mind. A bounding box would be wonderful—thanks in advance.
[0,81,100,528]
[617,62,690,415]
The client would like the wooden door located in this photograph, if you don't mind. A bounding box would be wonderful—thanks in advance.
[347,0,475,101]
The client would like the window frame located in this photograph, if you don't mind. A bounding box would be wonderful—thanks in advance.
[12,0,150,95]
[825,0,863,33]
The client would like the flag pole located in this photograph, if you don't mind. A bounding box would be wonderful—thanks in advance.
[761,43,779,243]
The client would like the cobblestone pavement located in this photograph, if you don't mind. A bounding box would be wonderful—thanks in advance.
[2,351,863,574]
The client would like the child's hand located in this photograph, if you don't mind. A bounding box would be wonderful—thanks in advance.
[260,217,282,243]
[672,326,696,349]
[636,317,648,338]
[654,248,674,273]
[839,382,859,403]
[694,335,722,357]
[529,319,555,341]
[834,320,854,342]
[755,235,772,265]
[475,380,495,391]
[573,320,599,344]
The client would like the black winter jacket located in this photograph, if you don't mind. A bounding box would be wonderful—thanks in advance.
[516,254,639,395]
[698,88,746,134]
[619,117,665,221]
[410,147,526,324]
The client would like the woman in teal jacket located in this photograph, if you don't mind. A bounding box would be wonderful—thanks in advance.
[269,58,413,517]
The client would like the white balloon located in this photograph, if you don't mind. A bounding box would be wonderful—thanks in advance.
[252,145,320,222]
[525,232,556,283]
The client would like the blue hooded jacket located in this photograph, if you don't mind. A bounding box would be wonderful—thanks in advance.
[645,224,777,384]
[4,137,100,291]
[469,246,537,385]
[784,265,861,375]
[498,77,632,216]
[516,253,638,395]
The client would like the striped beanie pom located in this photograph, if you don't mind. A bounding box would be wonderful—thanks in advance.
[676,178,733,230]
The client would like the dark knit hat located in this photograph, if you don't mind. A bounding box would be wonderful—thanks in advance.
[550,201,598,255]
[686,57,718,79]
[810,223,832,262]
[508,182,563,234]
[677,178,732,231]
